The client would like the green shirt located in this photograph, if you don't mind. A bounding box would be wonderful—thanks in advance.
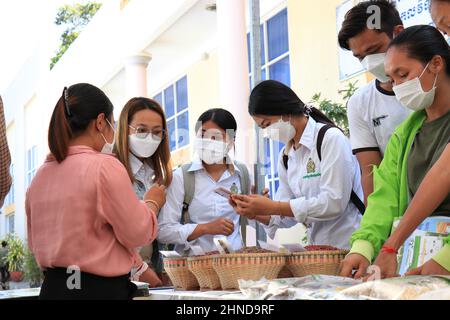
[349,110,450,272]
[407,109,450,216]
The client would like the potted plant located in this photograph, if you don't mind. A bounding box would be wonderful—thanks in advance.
[3,234,25,282]
[24,248,43,288]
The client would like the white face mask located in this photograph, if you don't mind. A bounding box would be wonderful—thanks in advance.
[194,138,230,165]
[129,133,162,158]
[263,117,296,144]
[393,62,438,111]
[361,53,391,83]
[100,119,116,154]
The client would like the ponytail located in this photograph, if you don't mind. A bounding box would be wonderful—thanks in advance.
[48,93,73,163]
[309,107,337,127]
[47,84,114,163]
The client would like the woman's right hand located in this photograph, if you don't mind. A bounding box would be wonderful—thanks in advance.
[204,218,234,236]
[144,184,166,210]
[138,268,163,288]
[339,253,370,279]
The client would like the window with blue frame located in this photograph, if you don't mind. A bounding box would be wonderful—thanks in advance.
[154,76,190,152]
[248,8,291,87]
[26,146,37,187]
[248,8,291,197]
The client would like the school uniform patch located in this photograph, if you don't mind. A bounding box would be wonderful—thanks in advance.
[306,158,316,174]
[303,158,321,179]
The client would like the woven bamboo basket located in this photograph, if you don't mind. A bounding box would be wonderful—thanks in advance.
[212,253,286,290]
[286,250,349,277]
[187,255,221,290]
[163,257,199,290]
[277,265,294,278]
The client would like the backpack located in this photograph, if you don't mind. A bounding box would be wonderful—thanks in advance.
[282,125,366,215]
[180,161,251,246]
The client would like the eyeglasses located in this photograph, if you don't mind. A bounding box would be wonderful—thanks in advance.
[129,125,166,140]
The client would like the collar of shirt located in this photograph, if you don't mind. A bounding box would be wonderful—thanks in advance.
[129,152,154,185]
[285,116,317,156]
[130,152,145,176]
[45,145,109,162]
[188,154,242,178]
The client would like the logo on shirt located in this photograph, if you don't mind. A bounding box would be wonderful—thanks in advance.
[303,158,321,179]
[230,183,239,194]
[307,158,316,174]
[372,115,389,127]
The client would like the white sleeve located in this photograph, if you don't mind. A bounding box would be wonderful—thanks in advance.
[347,92,379,153]
[263,149,299,239]
[274,149,295,202]
[157,168,199,249]
[289,129,355,224]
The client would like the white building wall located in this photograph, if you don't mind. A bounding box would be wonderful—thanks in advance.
[1,0,305,245]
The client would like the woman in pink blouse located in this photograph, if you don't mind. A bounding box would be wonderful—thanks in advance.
[26,83,165,300]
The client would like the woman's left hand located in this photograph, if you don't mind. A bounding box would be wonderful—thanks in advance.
[138,268,163,288]
[231,194,275,216]
[405,259,450,276]
[367,251,399,281]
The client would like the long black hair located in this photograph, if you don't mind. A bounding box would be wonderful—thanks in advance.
[248,80,336,126]
[388,25,450,76]
[195,108,238,140]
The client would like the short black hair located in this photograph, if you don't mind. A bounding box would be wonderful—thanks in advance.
[1,241,7,247]
[338,0,403,50]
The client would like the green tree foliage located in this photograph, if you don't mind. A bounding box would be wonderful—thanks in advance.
[50,2,102,70]
[24,247,43,288]
[2,234,25,272]
[310,81,359,136]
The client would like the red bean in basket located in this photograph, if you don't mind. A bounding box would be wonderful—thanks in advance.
[304,245,339,251]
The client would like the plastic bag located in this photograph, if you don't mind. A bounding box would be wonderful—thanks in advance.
[340,276,450,300]
[239,275,362,300]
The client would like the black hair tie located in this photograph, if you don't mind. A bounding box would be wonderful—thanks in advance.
[63,87,72,117]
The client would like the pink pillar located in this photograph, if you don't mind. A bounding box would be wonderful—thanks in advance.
[217,0,252,165]
[124,53,152,98]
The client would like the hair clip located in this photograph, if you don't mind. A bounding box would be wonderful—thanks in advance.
[304,104,313,116]
[63,87,72,117]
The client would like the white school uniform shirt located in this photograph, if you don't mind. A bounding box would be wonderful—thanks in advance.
[347,79,412,156]
[129,153,155,191]
[265,117,362,250]
[157,156,246,256]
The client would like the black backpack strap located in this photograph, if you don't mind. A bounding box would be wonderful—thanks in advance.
[283,154,289,170]
[317,124,366,215]
[316,125,334,162]
[350,191,366,215]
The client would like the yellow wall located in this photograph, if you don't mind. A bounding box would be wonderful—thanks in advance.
[6,123,15,159]
[170,50,221,168]
[287,0,370,103]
